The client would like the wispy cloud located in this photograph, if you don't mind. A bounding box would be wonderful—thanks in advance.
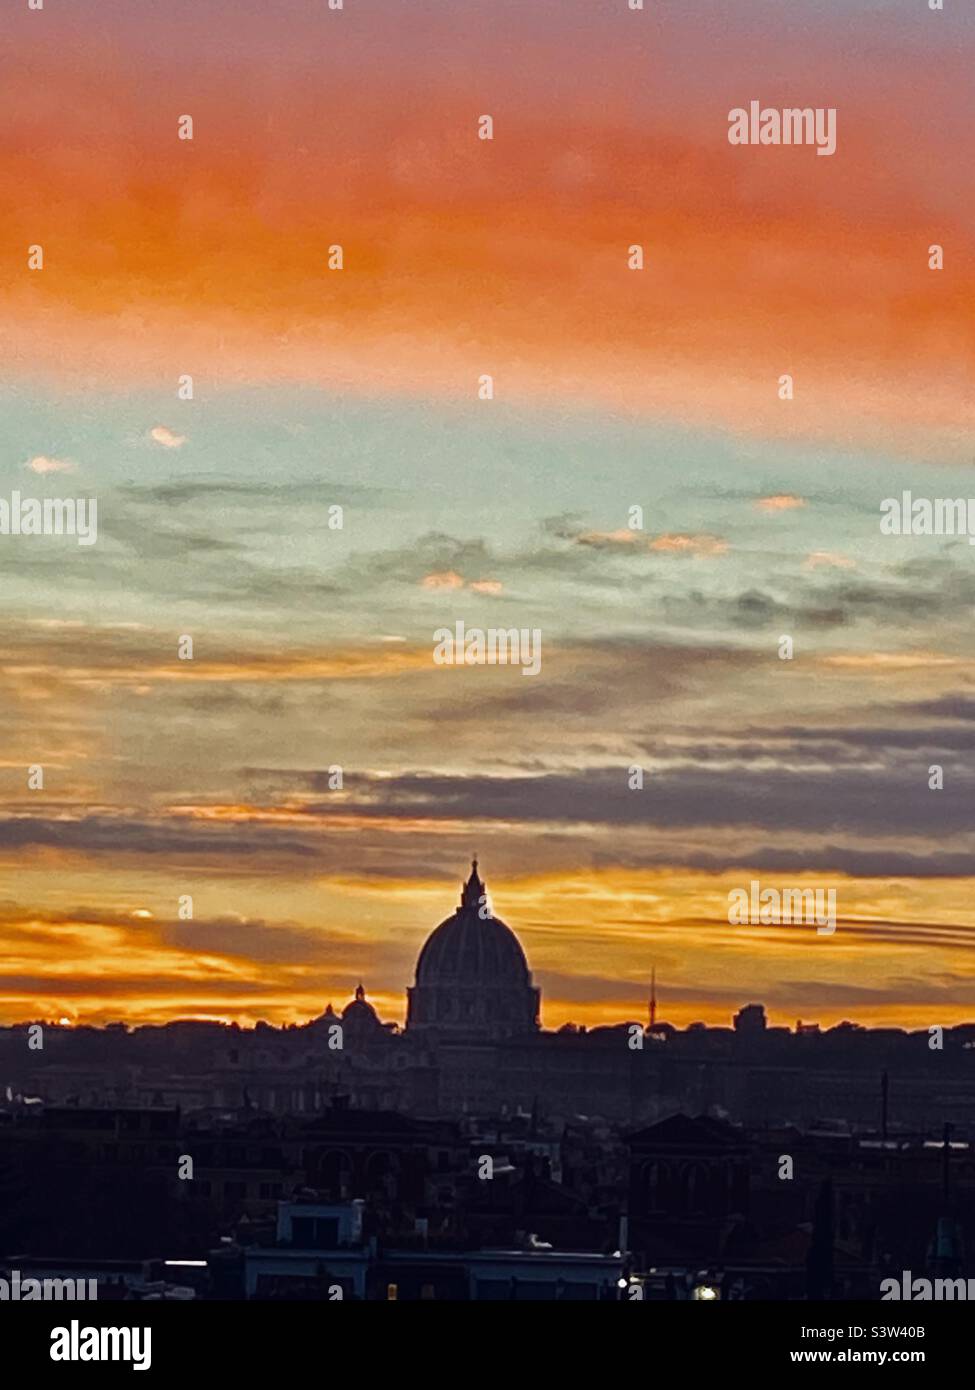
[149,425,187,449]
[756,494,806,512]
[421,571,465,590]
[805,551,856,570]
[650,533,728,555]
[421,572,504,595]
[575,529,641,548]
[25,455,76,474]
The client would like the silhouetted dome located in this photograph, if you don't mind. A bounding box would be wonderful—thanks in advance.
[341,984,381,1033]
[407,861,540,1038]
[416,883,531,988]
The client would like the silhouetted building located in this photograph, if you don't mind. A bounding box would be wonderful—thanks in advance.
[406,861,540,1039]
[734,1004,767,1036]
[9,862,975,1132]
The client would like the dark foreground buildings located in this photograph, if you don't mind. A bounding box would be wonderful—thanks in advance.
[3,1098,972,1300]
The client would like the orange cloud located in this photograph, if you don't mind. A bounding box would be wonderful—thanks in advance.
[25,455,75,474]
[821,651,964,672]
[650,534,728,555]
[421,571,465,590]
[805,551,856,570]
[149,425,186,449]
[576,529,640,547]
[422,573,503,595]
[1,639,434,689]
[757,495,806,512]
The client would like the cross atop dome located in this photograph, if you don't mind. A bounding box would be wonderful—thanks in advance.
[461,856,484,909]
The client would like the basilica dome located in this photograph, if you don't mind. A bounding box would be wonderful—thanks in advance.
[406,861,541,1038]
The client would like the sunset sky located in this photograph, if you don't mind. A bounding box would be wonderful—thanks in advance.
[1,0,974,1031]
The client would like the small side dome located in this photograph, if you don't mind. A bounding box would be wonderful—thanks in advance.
[341,983,382,1034]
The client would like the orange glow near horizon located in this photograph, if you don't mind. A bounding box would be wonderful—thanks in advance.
[4,867,975,1033]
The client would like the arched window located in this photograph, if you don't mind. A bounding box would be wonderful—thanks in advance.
[316,1148,353,1198]
[683,1162,710,1214]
